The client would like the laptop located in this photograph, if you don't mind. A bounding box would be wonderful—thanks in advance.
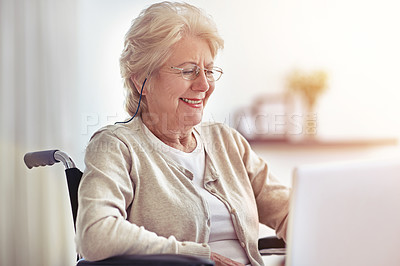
[285,159,400,266]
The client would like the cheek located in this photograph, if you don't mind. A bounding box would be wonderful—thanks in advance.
[164,80,189,98]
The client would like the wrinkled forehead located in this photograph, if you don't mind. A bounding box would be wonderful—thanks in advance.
[164,36,214,67]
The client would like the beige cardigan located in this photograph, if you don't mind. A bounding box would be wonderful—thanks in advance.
[75,118,290,266]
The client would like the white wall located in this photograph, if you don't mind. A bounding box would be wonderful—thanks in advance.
[76,0,400,167]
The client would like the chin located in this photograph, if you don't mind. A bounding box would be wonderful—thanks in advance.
[181,113,203,128]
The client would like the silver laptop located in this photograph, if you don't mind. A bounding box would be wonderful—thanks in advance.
[285,159,400,266]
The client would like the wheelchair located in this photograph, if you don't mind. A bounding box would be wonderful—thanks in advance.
[24,149,286,265]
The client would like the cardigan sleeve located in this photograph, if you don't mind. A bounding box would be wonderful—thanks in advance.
[75,128,210,261]
[234,130,290,241]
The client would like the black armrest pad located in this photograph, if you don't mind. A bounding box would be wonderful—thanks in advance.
[258,236,286,249]
[77,254,214,266]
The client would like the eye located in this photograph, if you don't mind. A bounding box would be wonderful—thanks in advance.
[182,68,196,76]
[205,69,214,76]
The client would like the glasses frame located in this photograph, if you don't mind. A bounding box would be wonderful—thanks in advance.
[170,64,224,82]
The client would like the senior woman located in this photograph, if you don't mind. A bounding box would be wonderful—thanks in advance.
[76,2,290,266]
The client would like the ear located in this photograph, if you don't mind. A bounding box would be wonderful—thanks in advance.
[131,76,147,95]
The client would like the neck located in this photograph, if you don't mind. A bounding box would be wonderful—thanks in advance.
[141,114,197,153]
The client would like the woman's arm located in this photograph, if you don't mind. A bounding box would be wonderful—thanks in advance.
[235,131,291,241]
[211,252,244,266]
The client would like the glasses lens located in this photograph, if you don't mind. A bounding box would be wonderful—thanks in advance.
[181,65,198,80]
[209,67,222,81]
[175,65,223,81]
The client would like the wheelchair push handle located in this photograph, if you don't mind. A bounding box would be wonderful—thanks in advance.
[24,150,59,169]
[24,149,76,169]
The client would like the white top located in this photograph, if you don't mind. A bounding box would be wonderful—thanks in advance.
[142,124,249,265]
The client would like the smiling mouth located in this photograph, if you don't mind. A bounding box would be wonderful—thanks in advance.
[180,98,202,104]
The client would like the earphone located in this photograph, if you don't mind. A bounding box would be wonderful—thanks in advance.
[115,77,147,124]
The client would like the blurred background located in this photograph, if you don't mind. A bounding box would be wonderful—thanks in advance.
[1,0,399,265]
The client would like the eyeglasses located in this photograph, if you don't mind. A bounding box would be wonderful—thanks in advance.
[170,64,223,82]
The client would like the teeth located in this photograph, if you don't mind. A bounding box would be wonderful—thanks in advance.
[181,98,202,104]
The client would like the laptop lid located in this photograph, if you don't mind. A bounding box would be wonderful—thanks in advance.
[285,159,400,266]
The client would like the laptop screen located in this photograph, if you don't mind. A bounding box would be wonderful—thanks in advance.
[285,159,400,266]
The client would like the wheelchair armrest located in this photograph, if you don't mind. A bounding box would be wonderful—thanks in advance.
[77,254,214,266]
[258,236,286,249]
[258,236,286,256]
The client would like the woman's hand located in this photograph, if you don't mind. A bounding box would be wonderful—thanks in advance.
[210,252,245,266]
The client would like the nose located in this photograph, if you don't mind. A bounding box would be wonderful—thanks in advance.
[192,69,210,92]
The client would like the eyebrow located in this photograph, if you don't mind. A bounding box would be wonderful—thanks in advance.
[176,61,215,68]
